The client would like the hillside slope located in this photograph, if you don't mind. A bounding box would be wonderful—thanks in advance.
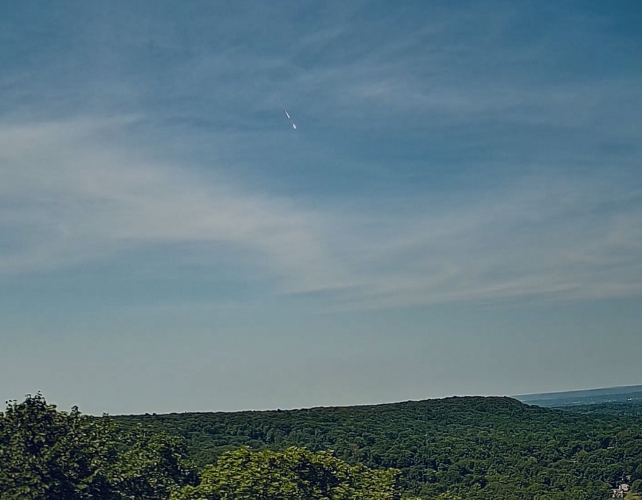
[115,397,642,499]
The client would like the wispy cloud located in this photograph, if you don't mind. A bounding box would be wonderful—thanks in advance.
[335,173,642,309]
[0,118,347,293]
[2,117,641,310]
[3,1,642,411]
[1,1,641,312]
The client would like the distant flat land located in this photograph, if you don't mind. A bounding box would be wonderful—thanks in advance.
[515,384,642,407]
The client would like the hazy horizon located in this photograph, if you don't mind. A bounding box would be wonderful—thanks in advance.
[23,383,642,417]
[2,1,642,415]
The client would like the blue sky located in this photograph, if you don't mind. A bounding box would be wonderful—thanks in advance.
[1,0,642,414]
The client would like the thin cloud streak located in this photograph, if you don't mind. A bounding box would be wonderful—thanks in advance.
[326,173,642,309]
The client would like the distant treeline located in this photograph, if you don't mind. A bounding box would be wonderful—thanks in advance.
[557,400,642,417]
[114,397,642,499]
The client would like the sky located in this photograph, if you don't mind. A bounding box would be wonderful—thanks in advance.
[1,0,641,415]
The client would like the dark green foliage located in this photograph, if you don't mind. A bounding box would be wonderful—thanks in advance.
[0,395,401,500]
[558,400,642,417]
[0,393,118,499]
[111,427,198,500]
[171,446,400,500]
[0,394,196,500]
[3,394,641,499]
[115,397,642,499]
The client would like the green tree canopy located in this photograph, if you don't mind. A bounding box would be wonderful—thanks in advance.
[172,446,401,500]
[0,393,196,500]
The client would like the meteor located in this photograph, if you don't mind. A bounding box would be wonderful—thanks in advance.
[277,94,297,130]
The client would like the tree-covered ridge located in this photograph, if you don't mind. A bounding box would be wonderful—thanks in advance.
[3,394,642,499]
[115,397,642,499]
[0,394,402,500]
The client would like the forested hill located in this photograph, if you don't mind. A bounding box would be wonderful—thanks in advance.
[114,396,642,499]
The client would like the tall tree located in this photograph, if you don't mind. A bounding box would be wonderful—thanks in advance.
[0,393,118,499]
[0,394,196,500]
